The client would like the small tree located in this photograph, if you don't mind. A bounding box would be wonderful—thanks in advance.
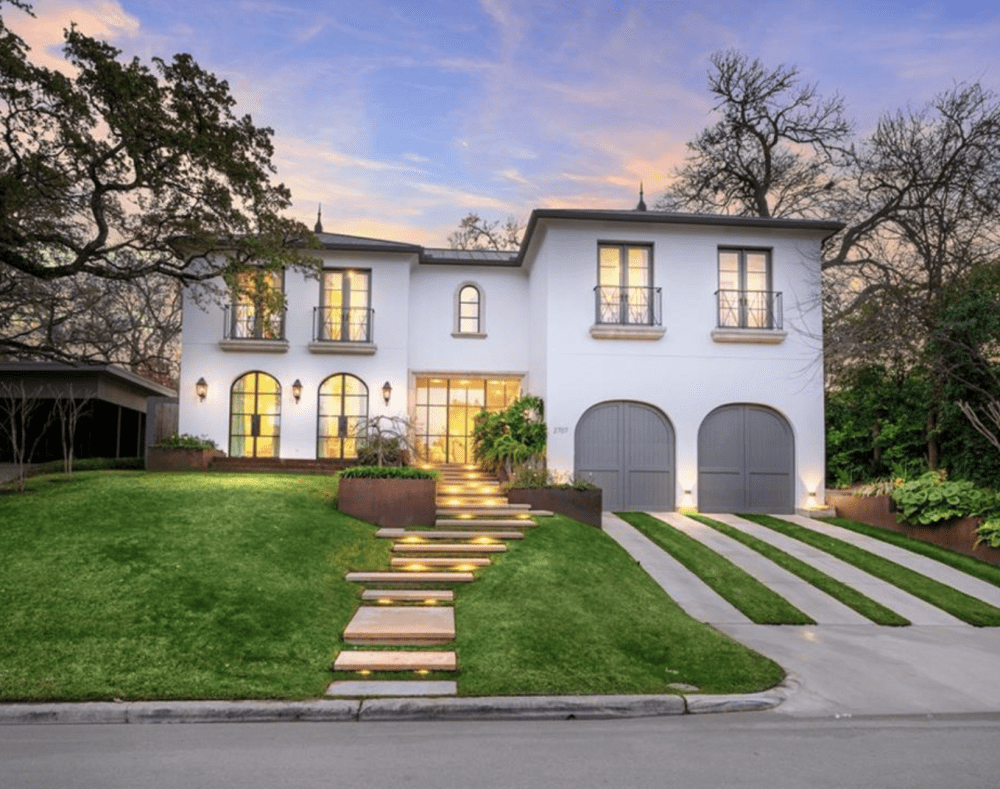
[50,384,92,476]
[0,381,52,491]
[355,415,418,467]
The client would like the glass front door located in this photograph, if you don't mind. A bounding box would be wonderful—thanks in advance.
[414,377,521,464]
[230,371,281,458]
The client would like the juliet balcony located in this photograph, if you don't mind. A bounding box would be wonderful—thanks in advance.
[220,304,289,352]
[589,285,665,341]
[712,289,787,344]
[308,306,378,355]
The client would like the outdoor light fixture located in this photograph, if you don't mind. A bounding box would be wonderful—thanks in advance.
[195,377,208,402]
[292,379,303,403]
[382,380,392,405]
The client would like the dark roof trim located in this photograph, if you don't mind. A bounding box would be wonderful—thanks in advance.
[0,362,176,397]
[314,232,423,254]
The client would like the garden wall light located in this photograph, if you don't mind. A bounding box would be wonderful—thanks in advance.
[292,379,303,403]
[382,381,392,405]
[195,377,208,402]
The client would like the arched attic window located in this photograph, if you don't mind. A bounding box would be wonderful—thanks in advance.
[453,283,486,338]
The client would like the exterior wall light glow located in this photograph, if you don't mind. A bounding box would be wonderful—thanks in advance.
[382,381,392,405]
[292,379,303,403]
[195,377,208,401]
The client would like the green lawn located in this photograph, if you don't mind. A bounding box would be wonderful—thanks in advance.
[0,472,784,701]
[743,515,1000,627]
[616,512,814,625]
[688,515,910,626]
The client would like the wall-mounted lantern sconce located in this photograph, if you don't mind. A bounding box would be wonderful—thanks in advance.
[382,381,392,406]
[292,379,303,404]
[195,377,208,402]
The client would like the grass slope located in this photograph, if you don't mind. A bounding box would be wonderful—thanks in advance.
[0,472,388,701]
[689,515,910,626]
[616,513,814,625]
[455,515,785,695]
[743,515,1000,627]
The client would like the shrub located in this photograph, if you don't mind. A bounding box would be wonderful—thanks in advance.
[975,517,1000,549]
[338,465,439,481]
[891,470,1000,526]
[153,433,217,450]
[501,467,598,491]
[472,395,546,477]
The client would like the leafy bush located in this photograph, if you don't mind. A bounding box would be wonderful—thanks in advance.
[472,395,546,477]
[891,470,1000,526]
[153,433,217,450]
[853,477,904,497]
[975,517,1000,549]
[28,457,145,476]
[356,435,408,467]
[501,467,598,491]
[338,465,439,481]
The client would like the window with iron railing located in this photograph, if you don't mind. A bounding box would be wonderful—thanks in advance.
[717,248,781,329]
[224,303,287,340]
[596,243,661,326]
[313,305,374,343]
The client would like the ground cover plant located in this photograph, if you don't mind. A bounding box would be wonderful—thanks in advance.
[454,514,785,695]
[616,513,814,625]
[743,515,1000,627]
[688,515,910,626]
[819,517,1000,587]
[0,471,390,701]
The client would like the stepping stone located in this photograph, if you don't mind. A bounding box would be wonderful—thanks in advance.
[327,680,457,696]
[389,556,491,568]
[361,589,454,602]
[333,650,457,672]
[434,518,536,528]
[376,528,525,540]
[437,503,532,512]
[343,605,455,645]
[392,542,507,553]
[345,571,474,584]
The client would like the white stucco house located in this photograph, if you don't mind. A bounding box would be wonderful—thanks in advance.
[178,205,842,513]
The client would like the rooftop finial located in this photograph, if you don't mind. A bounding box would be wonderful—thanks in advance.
[636,183,647,212]
[314,204,323,234]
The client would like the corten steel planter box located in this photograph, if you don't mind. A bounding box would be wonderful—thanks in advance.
[147,447,225,471]
[506,487,603,529]
[338,478,437,528]
[827,490,1000,567]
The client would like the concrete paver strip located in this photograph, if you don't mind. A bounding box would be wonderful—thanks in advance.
[333,651,457,671]
[360,589,454,602]
[328,681,458,697]
[601,513,751,625]
[782,514,1000,607]
[703,513,968,626]
[649,512,870,625]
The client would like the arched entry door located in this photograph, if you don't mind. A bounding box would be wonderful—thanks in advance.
[575,401,674,511]
[230,371,281,458]
[698,404,794,513]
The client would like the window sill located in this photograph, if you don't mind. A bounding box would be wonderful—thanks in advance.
[307,341,378,355]
[589,324,666,341]
[451,332,487,340]
[219,339,289,352]
[711,328,787,344]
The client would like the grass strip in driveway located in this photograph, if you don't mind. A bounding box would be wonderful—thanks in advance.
[616,513,814,625]
[743,515,1000,627]
[455,514,785,695]
[689,515,910,626]
[820,517,1000,589]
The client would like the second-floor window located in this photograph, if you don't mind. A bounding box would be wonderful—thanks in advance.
[717,248,780,329]
[458,284,482,334]
[227,268,285,340]
[319,269,371,342]
[596,243,658,325]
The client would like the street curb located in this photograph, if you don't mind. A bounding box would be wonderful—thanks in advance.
[0,677,796,725]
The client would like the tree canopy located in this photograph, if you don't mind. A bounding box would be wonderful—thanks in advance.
[0,1,314,379]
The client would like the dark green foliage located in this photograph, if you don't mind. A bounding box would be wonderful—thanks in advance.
[472,395,546,476]
[502,466,598,491]
[153,433,218,450]
[891,470,1000,526]
[337,465,439,480]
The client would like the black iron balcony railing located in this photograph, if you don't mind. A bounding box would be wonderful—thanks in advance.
[716,289,782,330]
[224,304,286,340]
[594,286,662,326]
[313,306,374,343]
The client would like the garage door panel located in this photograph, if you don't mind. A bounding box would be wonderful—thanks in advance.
[626,408,673,470]
[697,407,743,473]
[748,472,793,512]
[747,408,792,471]
[627,470,672,510]
[575,405,621,469]
[586,470,623,511]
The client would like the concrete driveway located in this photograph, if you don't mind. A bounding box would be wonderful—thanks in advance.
[604,512,1000,717]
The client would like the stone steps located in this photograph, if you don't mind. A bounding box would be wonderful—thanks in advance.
[333,650,457,672]
[433,518,536,529]
[376,528,526,540]
[343,606,455,646]
[345,571,474,584]
[392,542,507,553]
[361,589,454,602]
[389,556,492,569]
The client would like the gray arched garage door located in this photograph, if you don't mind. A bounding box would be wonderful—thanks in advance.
[698,405,794,514]
[575,402,674,511]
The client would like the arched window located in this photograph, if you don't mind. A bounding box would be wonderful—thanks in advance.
[318,374,369,459]
[455,283,484,336]
[230,371,281,458]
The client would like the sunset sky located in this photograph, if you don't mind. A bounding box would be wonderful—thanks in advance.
[8,0,1000,245]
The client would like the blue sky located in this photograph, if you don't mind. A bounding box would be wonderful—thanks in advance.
[10,0,1000,245]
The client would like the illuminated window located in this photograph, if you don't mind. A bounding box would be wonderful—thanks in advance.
[717,249,779,329]
[318,374,369,459]
[596,244,658,325]
[453,283,485,337]
[319,269,371,342]
[227,269,284,340]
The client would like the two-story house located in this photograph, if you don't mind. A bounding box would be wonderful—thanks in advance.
[178,206,842,513]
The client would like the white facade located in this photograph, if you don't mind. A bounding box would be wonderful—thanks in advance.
[178,208,840,512]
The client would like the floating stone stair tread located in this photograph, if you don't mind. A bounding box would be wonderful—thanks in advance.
[376,528,525,540]
[333,650,457,672]
[361,589,454,602]
[343,606,455,645]
[433,518,536,528]
[437,503,531,511]
[345,571,474,584]
[392,542,507,553]
[389,556,491,568]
